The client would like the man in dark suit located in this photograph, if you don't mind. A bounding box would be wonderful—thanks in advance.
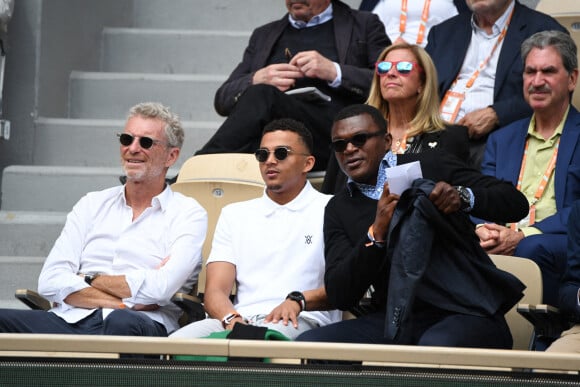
[475,30,580,307]
[545,200,580,353]
[296,104,527,349]
[426,0,566,168]
[195,0,390,171]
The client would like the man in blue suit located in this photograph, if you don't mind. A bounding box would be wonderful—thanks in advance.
[426,0,566,168]
[476,30,580,307]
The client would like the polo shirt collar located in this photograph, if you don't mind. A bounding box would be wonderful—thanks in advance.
[259,180,316,216]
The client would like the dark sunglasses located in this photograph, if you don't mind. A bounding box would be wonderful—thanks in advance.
[375,61,422,76]
[118,133,163,149]
[330,131,384,152]
[254,146,309,162]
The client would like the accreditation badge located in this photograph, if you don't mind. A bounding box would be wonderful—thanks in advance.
[440,90,465,123]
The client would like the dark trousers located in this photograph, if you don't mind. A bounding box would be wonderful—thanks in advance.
[0,308,167,336]
[515,233,567,307]
[296,308,512,349]
[197,84,339,171]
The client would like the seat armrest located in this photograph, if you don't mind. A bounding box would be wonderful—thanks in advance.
[14,289,51,311]
[171,292,206,325]
[517,303,568,339]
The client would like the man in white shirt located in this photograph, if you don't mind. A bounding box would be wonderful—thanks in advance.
[170,118,341,340]
[0,102,208,336]
[426,0,566,168]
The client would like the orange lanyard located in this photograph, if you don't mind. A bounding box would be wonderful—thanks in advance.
[391,133,408,154]
[511,137,560,229]
[454,5,515,90]
[399,0,431,45]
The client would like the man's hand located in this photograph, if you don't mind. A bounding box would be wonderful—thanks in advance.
[289,50,337,82]
[458,107,499,139]
[476,223,524,255]
[372,183,399,242]
[252,63,303,91]
[263,298,302,329]
[429,182,461,214]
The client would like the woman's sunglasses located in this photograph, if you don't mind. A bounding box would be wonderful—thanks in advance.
[330,131,384,153]
[375,61,422,76]
[118,133,163,149]
[254,146,309,162]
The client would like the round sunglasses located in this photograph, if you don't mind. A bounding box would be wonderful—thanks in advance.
[375,61,423,76]
[118,133,164,149]
[254,146,309,162]
[330,131,385,153]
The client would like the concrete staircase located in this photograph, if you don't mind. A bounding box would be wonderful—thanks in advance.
[0,0,358,308]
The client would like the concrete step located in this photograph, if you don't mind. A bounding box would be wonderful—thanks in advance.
[33,118,219,167]
[1,165,181,212]
[1,166,123,212]
[132,0,285,30]
[0,211,65,256]
[68,72,225,121]
[0,256,46,310]
[102,28,249,74]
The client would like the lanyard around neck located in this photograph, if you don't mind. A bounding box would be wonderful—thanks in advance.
[511,136,560,231]
[455,5,515,90]
[399,0,431,45]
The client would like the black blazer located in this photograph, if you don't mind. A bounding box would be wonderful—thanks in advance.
[323,151,528,325]
[214,0,390,116]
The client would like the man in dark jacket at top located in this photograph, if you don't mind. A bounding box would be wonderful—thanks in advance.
[195,0,390,171]
[296,104,528,349]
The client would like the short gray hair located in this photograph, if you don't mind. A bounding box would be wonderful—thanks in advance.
[128,102,184,149]
[521,30,578,74]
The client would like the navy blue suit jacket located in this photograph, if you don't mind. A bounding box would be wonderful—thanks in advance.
[560,200,580,319]
[425,1,566,128]
[480,106,580,235]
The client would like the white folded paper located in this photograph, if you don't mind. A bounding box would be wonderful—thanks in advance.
[386,160,423,195]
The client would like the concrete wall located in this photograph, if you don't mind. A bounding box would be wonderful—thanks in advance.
[0,0,133,171]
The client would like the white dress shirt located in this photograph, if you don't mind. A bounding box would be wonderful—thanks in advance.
[449,0,515,121]
[37,184,207,333]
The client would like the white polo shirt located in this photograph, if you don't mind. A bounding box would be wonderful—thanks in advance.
[207,181,341,327]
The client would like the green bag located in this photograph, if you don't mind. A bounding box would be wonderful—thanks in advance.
[174,324,290,362]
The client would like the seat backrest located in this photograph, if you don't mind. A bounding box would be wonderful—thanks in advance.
[489,254,543,350]
[171,154,265,295]
[536,0,580,110]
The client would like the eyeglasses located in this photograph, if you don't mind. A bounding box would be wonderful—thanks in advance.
[375,61,422,76]
[117,133,164,149]
[254,146,309,162]
[330,131,384,152]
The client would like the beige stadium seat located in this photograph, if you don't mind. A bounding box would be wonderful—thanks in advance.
[489,254,543,350]
[536,0,580,110]
[171,153,265,296]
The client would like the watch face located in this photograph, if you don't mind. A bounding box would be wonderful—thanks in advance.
[288,291,304,301]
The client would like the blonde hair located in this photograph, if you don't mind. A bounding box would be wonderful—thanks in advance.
[366,43,446,137]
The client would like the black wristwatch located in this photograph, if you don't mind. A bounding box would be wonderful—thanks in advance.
[84,273,99,285]
[455,186,473,211]
[286,291,306,311]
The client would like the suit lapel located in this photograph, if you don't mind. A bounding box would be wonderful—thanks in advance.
[495,2,525,98]
[503,121,529,184]
[332,2,352,63]
[554,107,580,205]
[256,16,289,67]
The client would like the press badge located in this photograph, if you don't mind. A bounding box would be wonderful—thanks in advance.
[440,91,465,123]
